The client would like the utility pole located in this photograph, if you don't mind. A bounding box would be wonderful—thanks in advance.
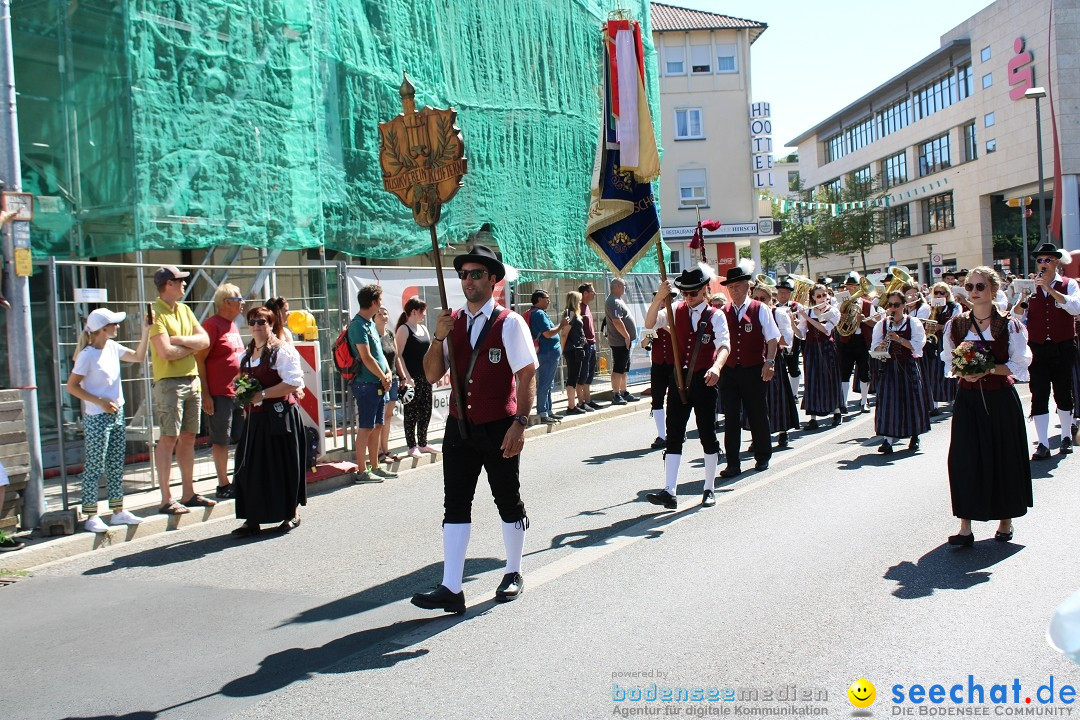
[0,0,45,527]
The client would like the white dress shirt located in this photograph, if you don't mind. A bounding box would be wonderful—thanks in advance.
[773,307,794,347]
[653,301,732,352]
[442,297,539,373]
[728,297,782,343]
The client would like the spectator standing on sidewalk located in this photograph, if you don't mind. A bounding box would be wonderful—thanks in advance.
[64,308,152,532]
[561,291,589,415]
[149,266,214,516]
[396,297,438,457]
[196,284,246,499]
[605,278,639,405]
[376,306,407,463]
[528,290,568,423]
[578,283,602,411]
[349,285,397,482]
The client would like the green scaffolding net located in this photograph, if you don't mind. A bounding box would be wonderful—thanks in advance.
[14,0,661,272]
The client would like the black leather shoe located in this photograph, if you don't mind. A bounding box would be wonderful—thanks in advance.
[230,523,261,537]
[860,402,870,414]
[646,489,677,509]
[777,432,788,448]
[651,436,666,449]
[1060,437,1073,455]
[806,419,819,430]
[754,460,769,471]
[1031,443,1051,461]
[878,441,893,455]
[719,466,742,479]
[701,490,716,507]
[832,412,842,427]
[495,572,524,602]
[909,436,920,452]
[411,585,466,614]
[948,532,975,547]
[994,529,1014,542]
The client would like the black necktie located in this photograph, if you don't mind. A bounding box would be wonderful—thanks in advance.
[467,314,478,346]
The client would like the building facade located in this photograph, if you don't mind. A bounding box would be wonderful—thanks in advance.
[650,2,768,275]
[788,0,1079,283]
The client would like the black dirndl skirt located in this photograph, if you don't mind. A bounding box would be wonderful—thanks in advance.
[1072,339,1080,414]
[947,384,1032,520]
[874,358,931,438]
[744,351,800,432]
[234,404,307,524]
[801,340,843,415]
[919,340,957,403]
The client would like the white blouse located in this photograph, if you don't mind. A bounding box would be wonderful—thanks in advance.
[797,306,840,336]
[773,307,794,347]
[244,342,306,388]
[940,317,1031,382]
[871,315,926,358]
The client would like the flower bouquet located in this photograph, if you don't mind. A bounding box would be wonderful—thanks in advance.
[234,374,263,407]
[951,341,995,378]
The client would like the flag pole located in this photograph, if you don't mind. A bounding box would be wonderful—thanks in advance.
[655,239,687,404]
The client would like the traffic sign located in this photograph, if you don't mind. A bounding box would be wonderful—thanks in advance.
[1006,196,1033,207]
[932,266,943,278]
[931,253,943,265]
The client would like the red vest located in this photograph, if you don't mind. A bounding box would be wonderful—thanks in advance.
[949,312,1015,390]
[651,327,673,366]
[1027,279,1076,343]
[448,307,517,425]
[804,311,835,344]
[673,302,719,372]
[242,346,296,414]
[722,299,766,368]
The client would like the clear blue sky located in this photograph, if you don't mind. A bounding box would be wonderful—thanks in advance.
[665,0,996,152]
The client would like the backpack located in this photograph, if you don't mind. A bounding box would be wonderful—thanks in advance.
[522,308,541,351]
[303,425,320,473]
[332,325,362,380]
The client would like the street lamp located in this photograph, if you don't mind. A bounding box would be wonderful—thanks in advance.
[1025,87,1047,250]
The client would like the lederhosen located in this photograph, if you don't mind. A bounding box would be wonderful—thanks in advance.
[837,298,874,385]
[874,317,930,439]
[649,327,673,412]
[1027,279,1077,416]
[720,300,772,464]
[664,302,722,457]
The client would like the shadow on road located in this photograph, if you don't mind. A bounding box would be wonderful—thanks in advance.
[63,714,158,720]
[884,541,1024,599]
[276,557,503,627]
[583,447,658,464]
[80,529,276,576]
[1030,450,1067,479]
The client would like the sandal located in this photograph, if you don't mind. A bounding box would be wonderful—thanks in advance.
[158,501,190,515]
[231,523,261,537]
[181,494,217,508]
[277,517,301,532]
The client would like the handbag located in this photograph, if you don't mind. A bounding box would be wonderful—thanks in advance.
[266,400,292,436]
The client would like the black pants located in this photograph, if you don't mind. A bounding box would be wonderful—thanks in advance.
[1030,340,1076,415]
[403,380,433,448]
[837,336,871,384]
[442,417,526,524]
[786,338,803,377]
[664,369,720,456]
[720,364,771,465]
[650,363,672,410]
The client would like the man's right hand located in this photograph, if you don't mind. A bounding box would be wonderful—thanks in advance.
[656,280,673,302]
[381,373,392,391]
[97,398,120,414]
[203,390,214,415]
[435,310,454,340]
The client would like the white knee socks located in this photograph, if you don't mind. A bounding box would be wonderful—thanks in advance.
[1034,413,1050,448]
[665,453,681,495]
[861,384,869,404]
[703,452,718,493]
[502,521,526,574]
[441,523,472,593]
[653,408,666,439]
[788,374,799,399]
[1059,409,1074,442]
[841,382,850,407]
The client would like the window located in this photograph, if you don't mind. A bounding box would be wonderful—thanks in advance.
[787,170,800,191]
[716,44,737,73]
[884,151,908,188]
[678,168,707,207]
[887,204,911,240]
[981,46,991,62]
[665,45,685,76]
[984,112,995,127]
[669,250,682,275]
[674,108,704,139]
[825,133,844,164]
[914,69,964,121]
[919,134,951,176]
[986,139,997,153]
[957,63,973,100]
[852,165,873,192]
[982,73,992,89]
[821,177,842,202]
[876,97,912,139]
[690,45,711,74]
[925,192,954,232]
[964,122,977,162]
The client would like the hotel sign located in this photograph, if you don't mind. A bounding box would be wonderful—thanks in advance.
[750,102,774,188]
[662,222,758,238]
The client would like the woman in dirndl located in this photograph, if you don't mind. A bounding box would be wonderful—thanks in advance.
[941,266,1032,546]
[231,305,307,537]
[796,284,844,429]
[871,290,931,454]
[747,281,799,447]
[920,282,961,412]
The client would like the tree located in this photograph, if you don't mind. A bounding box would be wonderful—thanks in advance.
[758,180,829,277]
[821,171,891,274]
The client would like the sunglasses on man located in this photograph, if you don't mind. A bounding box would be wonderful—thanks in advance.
[457,269,489,280]
[1035,257,1056,264]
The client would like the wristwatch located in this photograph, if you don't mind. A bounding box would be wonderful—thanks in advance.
[515,414,529,427]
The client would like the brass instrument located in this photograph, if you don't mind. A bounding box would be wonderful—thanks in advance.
[876,266,912,308]
[837,276,873,336]
[755,273,777,289]
[786,273,813,307]
[923,298,944,338]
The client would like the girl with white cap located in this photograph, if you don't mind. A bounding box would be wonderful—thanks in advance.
[66,307,152,532]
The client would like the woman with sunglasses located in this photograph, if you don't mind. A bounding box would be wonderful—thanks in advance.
[560,291,589,415]
[796,284,844,429]
[748,282,799,447]
[231,306,307,537]
[920,282,961,413]
[940,266,1032,545]
[870,290,930,454]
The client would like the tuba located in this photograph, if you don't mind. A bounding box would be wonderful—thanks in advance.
[837,276,873,336]
[755,273,777,289]
[786,273,813,307]
[876,266,912,308]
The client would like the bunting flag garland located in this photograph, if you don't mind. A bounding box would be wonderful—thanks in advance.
[760,176,950,216]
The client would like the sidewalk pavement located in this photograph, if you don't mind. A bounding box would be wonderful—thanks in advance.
[0,388,652,572]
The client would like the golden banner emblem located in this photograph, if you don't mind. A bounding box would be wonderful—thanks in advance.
[378,73,468,228]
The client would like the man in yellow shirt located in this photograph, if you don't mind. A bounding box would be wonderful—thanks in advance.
[149,266,211,514]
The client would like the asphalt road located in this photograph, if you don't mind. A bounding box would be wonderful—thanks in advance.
[5,388,1080,720]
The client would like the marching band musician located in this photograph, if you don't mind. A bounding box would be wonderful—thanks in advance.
[796,284,844,429]
[836,273,882,414]
[775,278,804,402]
[750,281,800,448]
[922,282,962,412]
[940,266,1032,546]
[1017,243,1080,459]
[641,290,676,450]
[643,264,731,509]
[871,290,930,454]
[717,261,781,478]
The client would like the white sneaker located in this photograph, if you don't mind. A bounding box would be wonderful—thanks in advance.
[84,515,109,533]
[408,447,422,458]
[109,510,143,526]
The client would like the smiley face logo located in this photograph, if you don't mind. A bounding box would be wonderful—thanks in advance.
[848,679,876,708]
